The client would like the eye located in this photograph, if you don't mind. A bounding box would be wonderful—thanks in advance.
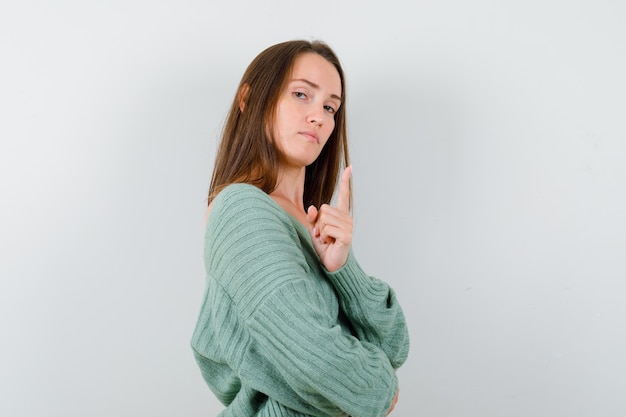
[293,91,307,99]
[324,105,336,114]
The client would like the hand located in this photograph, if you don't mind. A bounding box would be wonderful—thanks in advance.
[386,389,399,415]
[306,166,353,272]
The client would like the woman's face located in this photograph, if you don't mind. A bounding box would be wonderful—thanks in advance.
[273,53,342,169]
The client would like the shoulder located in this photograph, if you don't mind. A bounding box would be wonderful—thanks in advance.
[207,183,294,234]
[213,183,270,206]
[206,183,263,224]
[211,183,278,217]
[204,184,310,291]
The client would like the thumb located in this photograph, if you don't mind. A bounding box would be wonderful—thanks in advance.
[306,205,318,224]
[306,205,319,236]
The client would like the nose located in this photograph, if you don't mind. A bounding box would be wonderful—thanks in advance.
[307,107,324,126]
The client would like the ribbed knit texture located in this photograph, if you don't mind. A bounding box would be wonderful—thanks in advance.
[191,184,410,417]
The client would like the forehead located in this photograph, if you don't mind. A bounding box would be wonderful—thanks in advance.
[290,53,342,96]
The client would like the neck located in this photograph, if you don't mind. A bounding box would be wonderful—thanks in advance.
[271,166,306,213]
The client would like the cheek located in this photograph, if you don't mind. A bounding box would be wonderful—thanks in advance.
[320,130,335,148]
[322,120,336,142]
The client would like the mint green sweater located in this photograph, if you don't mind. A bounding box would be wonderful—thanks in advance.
[191,184,409,417]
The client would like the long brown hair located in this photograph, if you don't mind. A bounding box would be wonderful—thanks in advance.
[207,40,350,209]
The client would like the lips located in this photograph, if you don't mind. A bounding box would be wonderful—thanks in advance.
[299,131,319,143]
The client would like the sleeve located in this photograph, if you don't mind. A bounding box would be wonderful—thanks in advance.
[207,185,398,417]
[325,253,410,369]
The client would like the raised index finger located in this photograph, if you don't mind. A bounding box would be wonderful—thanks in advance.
[337,165,352,213]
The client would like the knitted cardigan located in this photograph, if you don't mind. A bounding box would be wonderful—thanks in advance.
[191,184,410,417]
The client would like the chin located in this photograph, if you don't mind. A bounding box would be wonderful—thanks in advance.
[305,157,322,167]
[284,153,322,169]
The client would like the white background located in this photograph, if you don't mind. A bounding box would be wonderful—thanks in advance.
[1,1,625,416]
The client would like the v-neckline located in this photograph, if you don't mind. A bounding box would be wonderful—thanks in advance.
[266,194,315,248]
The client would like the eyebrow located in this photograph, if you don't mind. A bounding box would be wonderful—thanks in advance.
[291,78,342,102]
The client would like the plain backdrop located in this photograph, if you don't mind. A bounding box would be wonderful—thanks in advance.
[1,1,625,416]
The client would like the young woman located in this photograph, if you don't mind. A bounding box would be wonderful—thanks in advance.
[191,40,409,417]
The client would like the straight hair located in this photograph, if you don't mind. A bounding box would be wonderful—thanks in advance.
[207,40,350,210]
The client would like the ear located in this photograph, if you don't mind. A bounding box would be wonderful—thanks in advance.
[238,83,250,112]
